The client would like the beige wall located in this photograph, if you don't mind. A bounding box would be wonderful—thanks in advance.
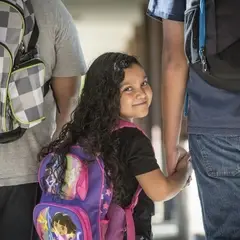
[66,1,143,66]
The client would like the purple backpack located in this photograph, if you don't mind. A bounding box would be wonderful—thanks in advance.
[33,120,142,240]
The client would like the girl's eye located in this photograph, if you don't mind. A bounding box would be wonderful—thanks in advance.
[123,87,133,92]
[142,81,148,86]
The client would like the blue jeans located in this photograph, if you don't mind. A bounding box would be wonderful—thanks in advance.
[189,134,240,239]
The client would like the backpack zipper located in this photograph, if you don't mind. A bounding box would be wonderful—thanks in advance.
[199,47,208,72]
[11,58,44,74]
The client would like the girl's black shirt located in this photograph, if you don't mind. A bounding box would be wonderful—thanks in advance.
[111,127,160,239]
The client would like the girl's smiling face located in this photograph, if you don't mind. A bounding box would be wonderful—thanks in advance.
[120,64,152,120]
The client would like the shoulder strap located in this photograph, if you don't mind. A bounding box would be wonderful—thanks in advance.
[116,119,146,136]
[116,120,146,205]
[116,120,144,239]
[128,185,142,210]
[117,119,137,129]
[124,186,142,240]
[199,0,207,71]
[117,119,144,209]
[28,18,39,51]
[15,18,39,65]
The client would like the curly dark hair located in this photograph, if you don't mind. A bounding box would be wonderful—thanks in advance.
[39,52,141,204]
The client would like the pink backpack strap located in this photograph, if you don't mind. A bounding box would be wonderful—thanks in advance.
[116,119,145,240]
[129,185,142,210]
[117,119,144,207]
[124,186,142,240]
[116,119,146,135]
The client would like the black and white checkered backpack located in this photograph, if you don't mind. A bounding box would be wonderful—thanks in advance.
[0,0,47,143]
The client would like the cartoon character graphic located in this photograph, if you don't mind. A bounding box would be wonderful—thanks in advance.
[44,155,64,195]
[62,155,82,199]
[43,154,82,199]
[37,207,56,240]
[37,208,80,240]
[51,212,77,240]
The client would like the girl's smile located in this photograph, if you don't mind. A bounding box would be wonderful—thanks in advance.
[120,64,152,120]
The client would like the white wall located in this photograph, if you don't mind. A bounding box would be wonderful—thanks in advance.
[66,2,143,67]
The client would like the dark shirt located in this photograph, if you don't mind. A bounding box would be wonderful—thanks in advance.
[111,127,159,239]
[147,0,240,135]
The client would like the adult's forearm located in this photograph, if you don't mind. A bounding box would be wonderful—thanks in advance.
[51,76,80,139]
[161,56,188,171]
[53,95,78,139]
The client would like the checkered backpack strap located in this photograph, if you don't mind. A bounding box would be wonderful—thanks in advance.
[0,0,46,144]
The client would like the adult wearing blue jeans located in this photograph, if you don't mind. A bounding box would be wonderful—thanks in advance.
[147,0,240,239]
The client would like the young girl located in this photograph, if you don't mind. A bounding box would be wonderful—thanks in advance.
[39,52,192,239]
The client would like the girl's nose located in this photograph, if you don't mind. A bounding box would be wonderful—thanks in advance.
[136,88,146,99]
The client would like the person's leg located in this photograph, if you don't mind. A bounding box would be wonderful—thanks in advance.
[189,134,240,240]
[32,185,42,240]
[0,183,38,240]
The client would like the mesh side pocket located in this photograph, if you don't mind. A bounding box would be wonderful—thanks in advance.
[8,58,45,128]
[0,1,25,57]
[0,44,12,132]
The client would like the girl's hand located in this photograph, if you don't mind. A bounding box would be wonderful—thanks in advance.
[175,148,192,186]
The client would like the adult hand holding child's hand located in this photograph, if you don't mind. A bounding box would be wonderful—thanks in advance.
[175,146,192,188]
